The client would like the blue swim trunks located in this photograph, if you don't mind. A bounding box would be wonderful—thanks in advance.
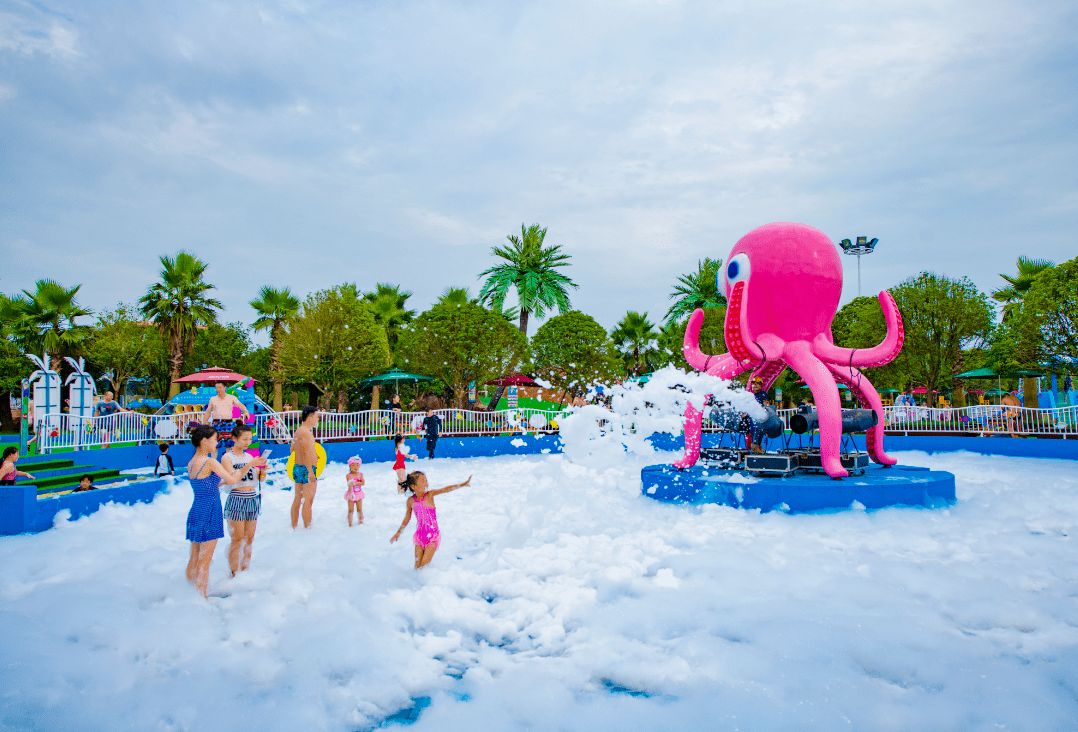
[294,464,310,484]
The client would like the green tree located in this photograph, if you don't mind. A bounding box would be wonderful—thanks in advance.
[890,273,994,407]
[279,285,390,411]
[1,280,92,372]
[0,338,26,432]
[397,302,527,408]
[992,257,1078,406]
[531,311,622,401]
[184,322,253,375]
[665,258,726,324]
[1020,257,1078,365]
[831,296,907,392]
[250,286,300,412]
[363,283,415,356]
[992,256,1055,322]
[439,286,518,323]
[610,311,659,377]
[139,251,223,398]
[85,305,164,400]
[478,223,577,336]
[656,307,727,372]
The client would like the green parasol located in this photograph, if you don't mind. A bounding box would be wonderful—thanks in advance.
[358,369,433,400]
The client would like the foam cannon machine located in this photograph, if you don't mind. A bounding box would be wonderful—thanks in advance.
[702,403,877,477]
[700,404,785,470]
[784,405,877,476]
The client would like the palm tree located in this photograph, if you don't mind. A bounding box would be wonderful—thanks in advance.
[993,256,1055,321]
[478,223,577,336]
[2,280,92,372]
[611,311,659,377]
[665,257,726,323]
[363,283,416,356]
[438,286,519,323]
[139,251,222,398]
[250,285,300,411]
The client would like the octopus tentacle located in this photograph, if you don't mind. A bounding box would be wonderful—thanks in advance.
[682,309,749,378]
[673,359,749,469]
[724,281,765,369]
[814,290,904,368]
[825,362,896,466]
[783,342,847,478]
[752,360,787,391]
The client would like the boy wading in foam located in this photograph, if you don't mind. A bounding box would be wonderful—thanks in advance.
[223,424,268,576]
[390,471,471,568]
[185,425,267,598]
[290,406,320,529]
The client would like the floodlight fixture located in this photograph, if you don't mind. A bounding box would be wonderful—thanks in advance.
[838,236,879,296]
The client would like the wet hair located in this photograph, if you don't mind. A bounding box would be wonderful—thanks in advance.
[214,381,225,387]
[394,434,404,447]
[402,471,425,494]
[158,443,169,453]
[80,474,93,484]
[231,423,253,438]
[301,405,319,423]
[2,446,16,461]
[190,424,218,449]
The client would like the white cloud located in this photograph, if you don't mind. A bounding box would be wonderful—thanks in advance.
[0,0,1075,328]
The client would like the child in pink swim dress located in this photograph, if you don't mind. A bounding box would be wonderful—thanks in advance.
[345,456,365,526]
[390,470,471,568]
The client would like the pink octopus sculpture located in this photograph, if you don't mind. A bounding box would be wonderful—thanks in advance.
[675,222,904,478]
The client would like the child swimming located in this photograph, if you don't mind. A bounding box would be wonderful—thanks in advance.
[392,434,416,493]
[390,471,471,569]
[345,456,365,526]
[0,447,35,485]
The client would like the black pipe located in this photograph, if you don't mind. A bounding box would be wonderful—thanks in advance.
[708,406,784,439]
[841,408,878,434]
[790,406,817,434]
[790,406,878,434]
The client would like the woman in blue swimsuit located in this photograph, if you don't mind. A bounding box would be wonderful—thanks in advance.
[185,425,267,599]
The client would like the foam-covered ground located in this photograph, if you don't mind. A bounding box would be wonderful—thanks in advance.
[1,450,1076,731]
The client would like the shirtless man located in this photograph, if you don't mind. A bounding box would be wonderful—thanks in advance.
[207,382,250,422]
[290,406,320,529]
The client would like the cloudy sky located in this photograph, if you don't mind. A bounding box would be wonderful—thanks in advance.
[2,0,1076,342]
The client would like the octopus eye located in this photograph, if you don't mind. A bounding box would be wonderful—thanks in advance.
[725,253,751,285]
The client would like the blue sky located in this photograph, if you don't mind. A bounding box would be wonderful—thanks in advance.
[2,0,1076,342]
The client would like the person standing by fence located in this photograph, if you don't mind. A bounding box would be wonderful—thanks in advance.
[421,409,442,459]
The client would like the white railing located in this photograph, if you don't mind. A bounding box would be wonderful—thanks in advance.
[33,407,572,453]
[31,403,1078,453]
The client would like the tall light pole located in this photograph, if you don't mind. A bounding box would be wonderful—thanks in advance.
[838,236,879,297]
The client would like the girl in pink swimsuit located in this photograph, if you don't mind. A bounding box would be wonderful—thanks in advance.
[390,470,471,568]
[344,456,365,526]
[392,434,416,493]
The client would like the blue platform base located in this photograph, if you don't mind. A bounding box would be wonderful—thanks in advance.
[641,463,956,513]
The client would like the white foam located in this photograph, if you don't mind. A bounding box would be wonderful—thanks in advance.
[1,449,1077,729]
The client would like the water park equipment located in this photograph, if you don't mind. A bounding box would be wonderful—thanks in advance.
[671,222,903,479]
[643,222,955,511]
[25,353,60,424]
[63,357,96,419]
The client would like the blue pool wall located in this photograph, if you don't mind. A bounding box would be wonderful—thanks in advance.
[3,432,1076,536]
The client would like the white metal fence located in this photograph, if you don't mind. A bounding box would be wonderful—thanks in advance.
[757,405,1078,437]
[33,407,572,453]
[31,403,1078,453]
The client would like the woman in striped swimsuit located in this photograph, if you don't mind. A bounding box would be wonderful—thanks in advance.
[222,424,268,577]
[390,471,471,568]
[185,425,267,599]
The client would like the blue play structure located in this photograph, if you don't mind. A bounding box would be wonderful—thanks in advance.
[642,463,955,512]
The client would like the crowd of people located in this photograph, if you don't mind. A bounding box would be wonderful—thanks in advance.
[180,405,466,599]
